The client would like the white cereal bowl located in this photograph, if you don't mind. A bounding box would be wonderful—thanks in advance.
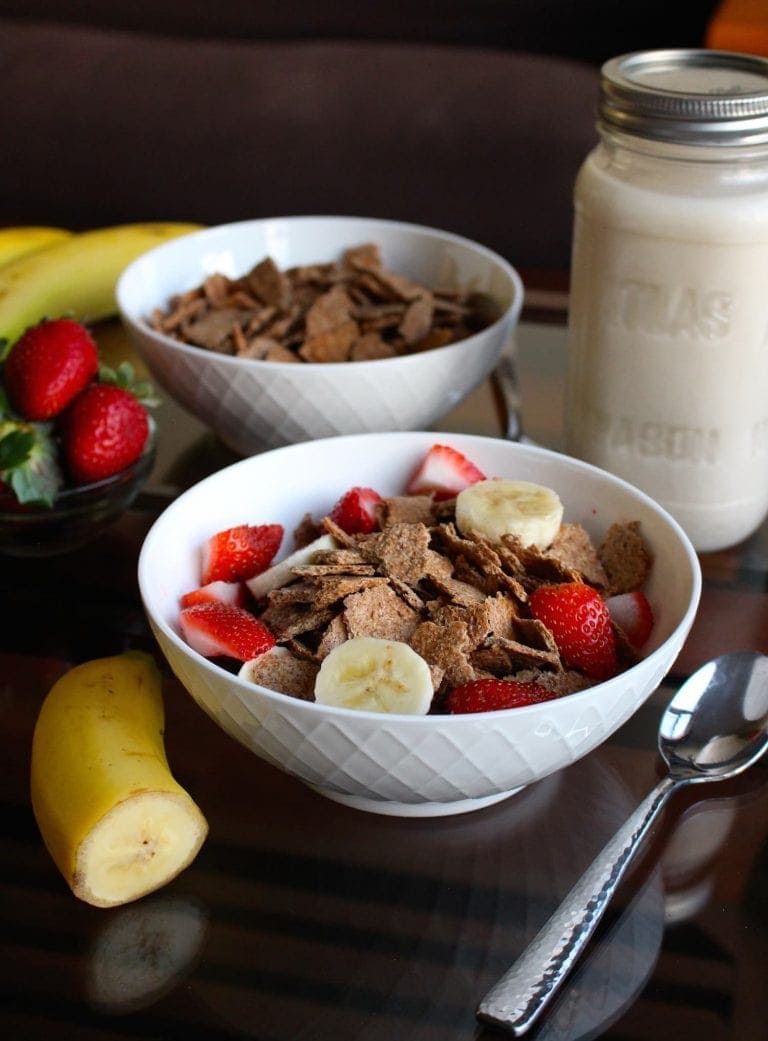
[138,432,701,817]
[116,216,523,455]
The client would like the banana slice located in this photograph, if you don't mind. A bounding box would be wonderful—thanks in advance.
[246,533,337,600]
[455,477,563,549]
[314,637,433,715]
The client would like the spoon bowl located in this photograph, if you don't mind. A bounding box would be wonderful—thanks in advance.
[660,651,768,781]
[478,651,768,1035]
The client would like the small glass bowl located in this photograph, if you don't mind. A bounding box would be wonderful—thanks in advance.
[0,430,157,557]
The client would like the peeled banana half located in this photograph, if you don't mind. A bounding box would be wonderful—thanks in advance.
[0,221,202,347]
[455,478,563,549]
[30,651,208,909]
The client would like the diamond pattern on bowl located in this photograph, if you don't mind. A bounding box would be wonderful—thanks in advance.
[156,620,689,811]
[138,320,506,454]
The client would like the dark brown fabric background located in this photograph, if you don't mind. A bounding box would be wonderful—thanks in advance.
[0,2,719,270]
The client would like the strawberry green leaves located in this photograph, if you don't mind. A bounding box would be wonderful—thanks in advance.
[0,416,62,506]
[97,360,161,407]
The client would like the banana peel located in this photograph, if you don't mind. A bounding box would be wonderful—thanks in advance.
[0,226,72,267]
[0,221,202,349]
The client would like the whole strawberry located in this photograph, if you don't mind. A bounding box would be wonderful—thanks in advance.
[63,383,150,483]
[3,319,99,421]
[529,582,618,681]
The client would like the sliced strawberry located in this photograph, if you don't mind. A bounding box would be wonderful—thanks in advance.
[405,443,485,500]
[180,580,247,609]
[179,602,275,661]
[4,318,99,421]
[328,486,383,534]
[605,591,654,649]
[201,523,283,584]
[529,582,618,682]
[446,677,557,714]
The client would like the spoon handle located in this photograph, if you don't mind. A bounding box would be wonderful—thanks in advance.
[477,775,676,1035]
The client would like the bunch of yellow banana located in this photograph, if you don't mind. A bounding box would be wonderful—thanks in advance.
[0,221,201,347]
[31,652,208,908]
[0,225,72,266]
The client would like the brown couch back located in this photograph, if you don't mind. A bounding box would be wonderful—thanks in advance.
[0,3,719,270]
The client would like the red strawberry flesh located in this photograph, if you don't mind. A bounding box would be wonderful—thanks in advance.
[4,319,99,421]
[406,443,485,500]
[179,602,275,661]
[328,486,382,534]
[201,523,283,584]
[529,582,617,681]
[446,677,557,714]
[180,580,247,608]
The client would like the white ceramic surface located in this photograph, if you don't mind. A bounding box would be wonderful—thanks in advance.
[138,432,702,816]
[116,216,523,454]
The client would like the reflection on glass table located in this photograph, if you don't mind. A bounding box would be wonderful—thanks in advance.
[2,308,768,1041]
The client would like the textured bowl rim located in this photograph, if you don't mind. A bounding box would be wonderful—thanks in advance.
[116,214,524,372]
[138,431,702,724]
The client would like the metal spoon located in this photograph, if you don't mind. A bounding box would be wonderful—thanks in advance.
[477,651,768,1036]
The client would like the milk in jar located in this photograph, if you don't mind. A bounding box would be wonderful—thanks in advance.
[565,50,768,552]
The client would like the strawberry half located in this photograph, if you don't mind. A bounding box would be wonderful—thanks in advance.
[180,580,247,609]
[406,443,485,500]
[201,523,283,584]
[328,486,383,534]
[4,319,99,421]
[529,582,618,682]
[606,591,654,650]
[179,602,276,661]
[62,383,150,483]
[446,677,557,714]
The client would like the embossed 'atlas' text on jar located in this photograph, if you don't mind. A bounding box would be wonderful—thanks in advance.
[565,49,768,552]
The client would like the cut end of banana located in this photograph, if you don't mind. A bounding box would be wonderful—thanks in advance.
[314,637,433,715]
[455,478,563,549]
[72,791,208,909]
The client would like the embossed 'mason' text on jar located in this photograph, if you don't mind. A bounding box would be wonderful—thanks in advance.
[565,49,768,552]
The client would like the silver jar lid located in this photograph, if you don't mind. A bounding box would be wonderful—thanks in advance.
[600,49,768,145]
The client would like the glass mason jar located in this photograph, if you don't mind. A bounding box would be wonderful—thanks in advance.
[564,50,768,552]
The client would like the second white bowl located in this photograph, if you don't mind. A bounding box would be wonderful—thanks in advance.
[117,216,523,454]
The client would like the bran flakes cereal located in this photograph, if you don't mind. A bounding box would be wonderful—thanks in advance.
[235,484,653,706]
[151,242,498,363]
